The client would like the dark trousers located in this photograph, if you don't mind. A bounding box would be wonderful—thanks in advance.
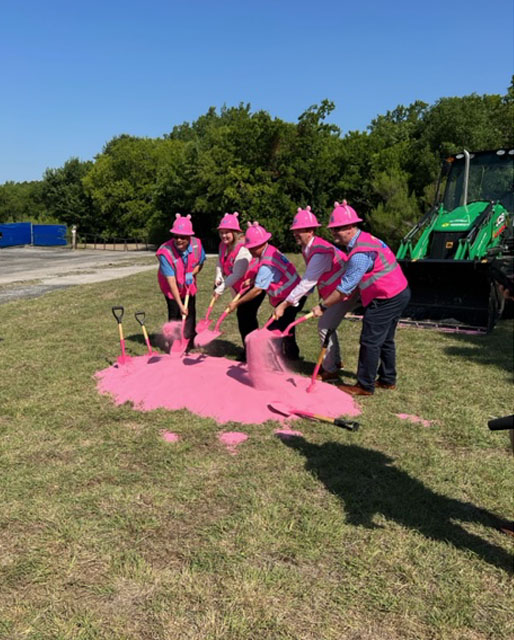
[165,294,197,351]
[268,296,307,360]
[237,290,266,357]
[357,287,411,391]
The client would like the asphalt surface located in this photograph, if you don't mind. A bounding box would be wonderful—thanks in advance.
[0,246,157,304]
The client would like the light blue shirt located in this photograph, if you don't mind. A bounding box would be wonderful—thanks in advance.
[254,264,282,291]
[336,231,378,296]
[159,242,206,277]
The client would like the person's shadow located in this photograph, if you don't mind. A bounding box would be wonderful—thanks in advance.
[281,437,512,572]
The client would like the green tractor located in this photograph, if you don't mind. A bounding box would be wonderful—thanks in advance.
[397,149,514,332]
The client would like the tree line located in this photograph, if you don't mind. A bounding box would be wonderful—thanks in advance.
[1,78,512,251]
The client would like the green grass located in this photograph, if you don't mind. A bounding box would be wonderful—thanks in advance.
[0,256,512,639]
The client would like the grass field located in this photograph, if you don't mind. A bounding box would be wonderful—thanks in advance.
[0,257,512,640]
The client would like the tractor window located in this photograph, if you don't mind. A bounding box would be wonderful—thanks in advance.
[443,152,514,212]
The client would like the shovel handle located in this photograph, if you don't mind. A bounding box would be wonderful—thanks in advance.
[182,289,190,319]
[283,311,314,336]
[222,286,250,315]
[112,306,124,323]
[135,311,146,326]
[333,418,360,432]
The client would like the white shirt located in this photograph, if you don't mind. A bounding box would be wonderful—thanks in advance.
[286,237,333,305]
[215,245,252,295]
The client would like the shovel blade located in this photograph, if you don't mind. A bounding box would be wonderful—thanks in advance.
[196,318,212,333]
[194,329,221,347]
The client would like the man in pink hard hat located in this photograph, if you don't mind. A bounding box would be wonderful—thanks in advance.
[213,212,264,361]
[312,200,410,396]
[273,206,358,381]
[227,221,306,360]
[156,214,205,351]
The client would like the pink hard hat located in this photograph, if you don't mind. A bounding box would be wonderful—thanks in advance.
[290,206,321,230]
[170,213,194,236]
[217,211,242,232]
[244,221,272,249]
[327,200,362,228]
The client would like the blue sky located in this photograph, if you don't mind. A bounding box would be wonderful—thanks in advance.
[1,0,512,184]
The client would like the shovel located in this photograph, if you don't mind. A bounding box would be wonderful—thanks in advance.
[195,287,250,347]
[196,294,217,333]
[135,311,153,355]
[269,311,315,338]
[269,401,359,432]
[307,329,334,393]
[112,306,132,365]
[171,288,190,355]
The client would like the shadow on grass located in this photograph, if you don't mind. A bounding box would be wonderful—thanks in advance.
[442,320,514,374]
[281,437,512,572]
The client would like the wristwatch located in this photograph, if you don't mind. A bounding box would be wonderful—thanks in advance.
[319,303,327,312]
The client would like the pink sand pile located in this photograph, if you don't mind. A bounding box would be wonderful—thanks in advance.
[160,430,180,442]
[96,352,359,425]
[218,431,248,455]
[396,413,434,427]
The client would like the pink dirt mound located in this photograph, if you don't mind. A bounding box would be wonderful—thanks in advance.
[218,431,248,455]
[96,354,360,425]
[161,430,180,442]
[396,413,434,427]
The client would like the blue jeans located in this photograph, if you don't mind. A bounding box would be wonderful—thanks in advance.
[357,287,411,392]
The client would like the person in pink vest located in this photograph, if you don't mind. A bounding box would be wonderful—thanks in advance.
[312,201,410,396]
[273,206,359,381]
[214,212,264,361]
[156,214,205,352]
[227,221,306,360]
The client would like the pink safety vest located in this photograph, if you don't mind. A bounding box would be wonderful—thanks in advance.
[346,231,408,306]
[303,236,348,299]
[258,244,301,307]
[156,236,203,298]
[219,241,248,293]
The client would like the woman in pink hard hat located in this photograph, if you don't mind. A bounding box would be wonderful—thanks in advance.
[273,206,358,381]
[312,201,410,396]
[227,221,306,360]
[156,214,206,352]
[214,212,264,361]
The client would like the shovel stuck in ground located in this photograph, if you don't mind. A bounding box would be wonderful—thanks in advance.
[112,306,132,365]
[135,311,153,355]
[269,401,359,432]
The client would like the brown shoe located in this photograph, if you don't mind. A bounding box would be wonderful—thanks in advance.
[375,380,396,390]
[338,383,373,396]
[316,366,341,382]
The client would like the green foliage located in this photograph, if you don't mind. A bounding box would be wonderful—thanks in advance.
[0,180,45,223]
[3,80,513,248]
[40,157,95,229]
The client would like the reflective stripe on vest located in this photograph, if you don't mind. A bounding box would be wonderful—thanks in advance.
[306,236,348,299]
[219,241,247,293]
[156,237,202,297]
[346,231,407,306]
[259,244,301,306]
